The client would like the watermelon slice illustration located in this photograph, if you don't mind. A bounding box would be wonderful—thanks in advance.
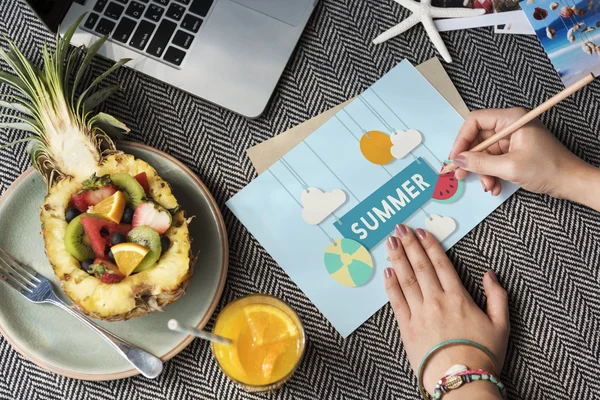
[432,161,464,203]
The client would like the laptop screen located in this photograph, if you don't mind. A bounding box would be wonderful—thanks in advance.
[26,0,83,33]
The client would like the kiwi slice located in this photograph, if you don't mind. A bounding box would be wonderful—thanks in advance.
[65,214,96,262]
[110,173,146,208]
[127,226,162,273]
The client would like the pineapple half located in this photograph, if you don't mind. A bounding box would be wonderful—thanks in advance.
[0,16,193,320]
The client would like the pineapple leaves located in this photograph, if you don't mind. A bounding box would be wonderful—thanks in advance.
[0,121,39,133]
[0,15,131,186]
[71,34,109,104]
[89,112,130,140]
[76,57,132,116]
[0,68,35,101]
[83,85,120,112]
[0,43,44,100]
[0,137,36,151]
[0,99,33,116]
[56,14,87,79]
[0,72,34,99]
[0,114,42,133]
[64,45,84,96]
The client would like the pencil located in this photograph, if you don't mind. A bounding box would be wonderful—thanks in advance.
[441,72,595,174]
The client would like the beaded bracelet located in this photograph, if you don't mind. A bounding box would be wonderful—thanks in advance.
[417,339,499,399]
[430,369,506,399]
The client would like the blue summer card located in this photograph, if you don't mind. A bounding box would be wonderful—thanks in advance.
[227,60,518,337]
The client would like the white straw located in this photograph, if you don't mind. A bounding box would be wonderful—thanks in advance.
[167,319,232,346]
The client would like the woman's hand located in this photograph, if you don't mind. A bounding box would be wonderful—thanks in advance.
[384,225,509,398]
[449,108,597,204]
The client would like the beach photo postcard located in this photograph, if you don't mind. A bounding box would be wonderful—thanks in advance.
[521,0,600,86]
[227,61,518,337]
[433,0,523,30]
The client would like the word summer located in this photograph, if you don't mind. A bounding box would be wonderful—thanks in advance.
[351,174,430,239]
[334,158,437,250]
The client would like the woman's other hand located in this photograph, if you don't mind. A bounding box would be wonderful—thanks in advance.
[384,225,509,399]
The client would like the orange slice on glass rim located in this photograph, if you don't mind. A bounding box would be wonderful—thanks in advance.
[243,304,298,346]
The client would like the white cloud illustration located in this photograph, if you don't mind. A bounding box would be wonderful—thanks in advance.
[301,187,347,225]
[390,129,422,159]
[425,214,456,242]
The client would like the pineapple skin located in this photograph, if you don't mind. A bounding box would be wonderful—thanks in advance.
[40,154,193,321]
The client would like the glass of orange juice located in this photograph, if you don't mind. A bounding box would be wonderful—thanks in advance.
[211,294,306,392]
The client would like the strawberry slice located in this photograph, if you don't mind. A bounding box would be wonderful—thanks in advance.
[89,258,125,284]
[81,217,132,259]
[83,185,117,208]
[132,202,172,235]
[134,172,150,196]
[71,174,117,213]
[71,192,89,213]
[99,269,125,284]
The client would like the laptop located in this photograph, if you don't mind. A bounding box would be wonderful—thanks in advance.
[26,0,317,118]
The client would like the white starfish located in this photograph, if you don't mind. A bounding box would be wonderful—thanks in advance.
[373,0,486,63]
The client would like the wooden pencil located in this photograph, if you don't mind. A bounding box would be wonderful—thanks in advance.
[441,72,595,174]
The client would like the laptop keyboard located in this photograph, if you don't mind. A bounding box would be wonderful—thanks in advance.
[82,0,214,67]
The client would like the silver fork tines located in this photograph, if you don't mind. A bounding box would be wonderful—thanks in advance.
[0,247,163,378]
[0,248,41,295]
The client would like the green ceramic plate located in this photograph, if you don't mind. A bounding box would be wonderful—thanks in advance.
[0,142,228,380]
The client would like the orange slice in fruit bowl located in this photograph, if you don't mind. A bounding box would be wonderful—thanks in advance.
[243,304,298,346]
[89,191,126,223]
[111,242,149,277]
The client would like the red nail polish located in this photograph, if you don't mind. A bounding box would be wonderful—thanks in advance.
[396,224,408,237]
[488,269,497,282]
[384,268,394,279]
[415,228,426,240]
[387,236,398,250]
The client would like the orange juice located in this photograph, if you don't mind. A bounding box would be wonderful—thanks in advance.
[212,294,305,391]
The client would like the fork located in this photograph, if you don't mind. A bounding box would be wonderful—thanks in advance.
[0,248,163,379]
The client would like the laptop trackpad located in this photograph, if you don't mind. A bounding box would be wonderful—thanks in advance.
[231,0,311,26]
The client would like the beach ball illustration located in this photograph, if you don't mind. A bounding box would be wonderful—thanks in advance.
[324,238,373,287]
[360,130,394,165]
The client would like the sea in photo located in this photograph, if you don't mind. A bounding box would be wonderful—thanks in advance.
[521,0,600,86]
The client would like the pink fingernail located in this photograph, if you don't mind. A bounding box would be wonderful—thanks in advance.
[453,154,467,168]
[396,224,408,237]
[387,236,398,250]
[488,269,498,282]
[415,228,426,240]
[482,181,488,192]
[384,268,394,279]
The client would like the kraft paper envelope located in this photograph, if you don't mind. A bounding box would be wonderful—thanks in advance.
[247,57,470,174]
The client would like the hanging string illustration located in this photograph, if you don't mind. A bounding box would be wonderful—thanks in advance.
[276,154,374,288]
[358,93,424,161]
[369,89,464,204]
[340,107,395,165]
[280,157,347,225]
[334,110,459,242]
[338,96,464,204]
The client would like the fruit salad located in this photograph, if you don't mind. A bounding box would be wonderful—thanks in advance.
[65,172,176,284]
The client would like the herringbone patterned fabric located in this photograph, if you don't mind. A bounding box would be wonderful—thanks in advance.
[1,0,599,398]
